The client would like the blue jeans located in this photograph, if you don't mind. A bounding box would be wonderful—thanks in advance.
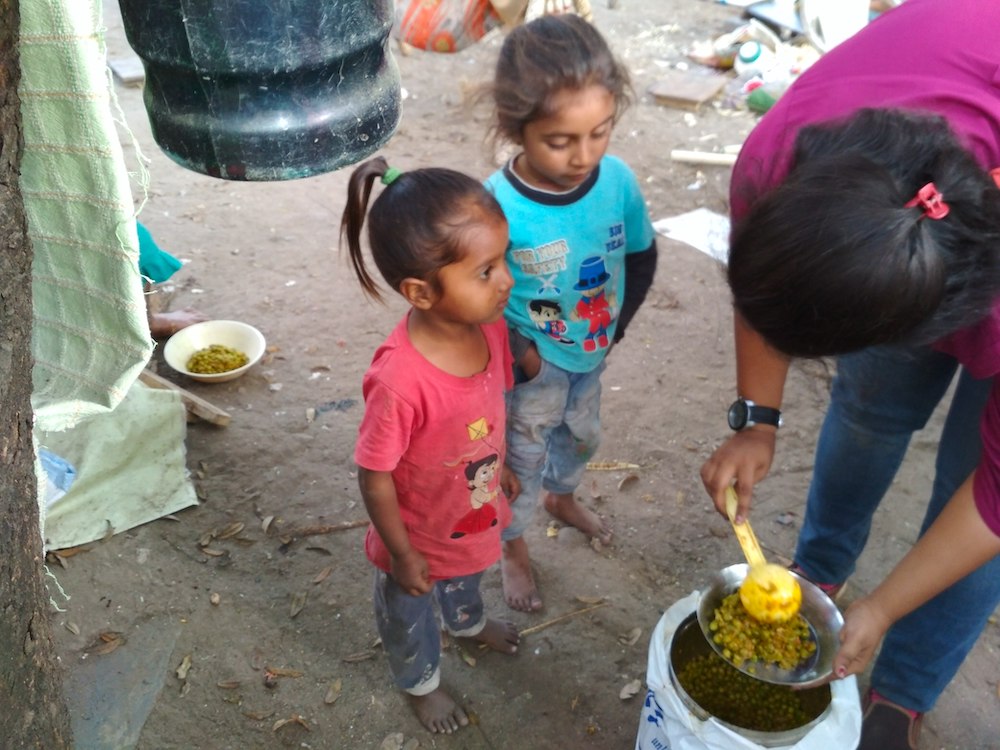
[502,359,604,540]
[793,345,1000,712]
[372,570,487,695]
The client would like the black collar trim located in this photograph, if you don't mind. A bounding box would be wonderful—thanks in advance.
[502,159,600,206]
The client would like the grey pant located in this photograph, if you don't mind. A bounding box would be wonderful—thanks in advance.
[373,569,487,695]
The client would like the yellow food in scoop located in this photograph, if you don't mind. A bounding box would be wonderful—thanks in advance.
[739,563,802,624]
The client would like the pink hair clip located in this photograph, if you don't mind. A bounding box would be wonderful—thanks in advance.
[904,182,949,220]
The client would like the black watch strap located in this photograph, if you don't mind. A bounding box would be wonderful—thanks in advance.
[728,398,782,431]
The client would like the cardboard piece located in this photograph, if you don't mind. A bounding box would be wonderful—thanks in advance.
[108,56,145,85]
[647,70,729,111]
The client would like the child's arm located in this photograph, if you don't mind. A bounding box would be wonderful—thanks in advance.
[501,463,521,504]
[833,473,1000,678]
[614,239,658,344]
[358,467,432,596]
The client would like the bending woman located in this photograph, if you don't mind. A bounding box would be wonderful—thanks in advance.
[700,1,1000,748]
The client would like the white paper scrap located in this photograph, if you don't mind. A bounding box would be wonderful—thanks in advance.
[653,208,731,265]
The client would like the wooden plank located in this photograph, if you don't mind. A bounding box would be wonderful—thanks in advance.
[138,369,231,427]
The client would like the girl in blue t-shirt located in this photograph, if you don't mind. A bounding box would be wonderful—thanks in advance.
[482,14,658,613]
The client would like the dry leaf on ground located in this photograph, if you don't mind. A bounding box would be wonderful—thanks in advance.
[324,679,342,704]
[619,679,642,700]
[176,654,192,680]
[617,473,639,490]
[273,714,310,732]
[217,521,245,539]
[85,631,125,656]
[618,627,643,646]
[290,591,307,617]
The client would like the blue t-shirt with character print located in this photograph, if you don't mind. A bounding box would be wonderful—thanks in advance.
[486,154,655,373]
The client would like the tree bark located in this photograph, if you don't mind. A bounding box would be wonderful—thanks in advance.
[0,0,73,745]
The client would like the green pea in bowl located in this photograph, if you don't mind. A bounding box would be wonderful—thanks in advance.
[162,320,266,383]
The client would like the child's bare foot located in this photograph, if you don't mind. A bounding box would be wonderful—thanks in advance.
[471,618,520,654]
[501,537,543,612]
[406,688,469,734]
[543,491,612,545]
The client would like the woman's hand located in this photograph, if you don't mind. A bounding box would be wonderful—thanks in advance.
[700,427,777,522]
[831,475,1000,679]
[390,548,432,596]
[832,596,892,679]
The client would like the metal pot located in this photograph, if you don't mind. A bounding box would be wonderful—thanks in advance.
[669,612,833,748]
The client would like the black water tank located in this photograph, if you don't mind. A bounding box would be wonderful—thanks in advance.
[118,0,401,181]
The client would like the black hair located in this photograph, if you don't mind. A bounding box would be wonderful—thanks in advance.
[465,453,499,483]
[529,299,560,313]
[728,108,1000,357]
[486,13,632,146]
[340,156,506,302]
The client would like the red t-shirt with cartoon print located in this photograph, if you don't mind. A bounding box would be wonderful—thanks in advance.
[354,315,513,579]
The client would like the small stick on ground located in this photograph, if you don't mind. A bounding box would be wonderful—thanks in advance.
[518,602,608,637]
[283,519,368,538]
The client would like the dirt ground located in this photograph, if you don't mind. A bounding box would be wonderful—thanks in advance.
[46,1,999,748]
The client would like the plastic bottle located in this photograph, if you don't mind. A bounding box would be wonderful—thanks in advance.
[733,41,777,78]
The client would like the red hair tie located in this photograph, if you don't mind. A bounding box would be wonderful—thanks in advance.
[904,182,949,220]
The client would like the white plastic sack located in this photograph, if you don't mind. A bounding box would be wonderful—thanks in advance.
[635,592,862,750]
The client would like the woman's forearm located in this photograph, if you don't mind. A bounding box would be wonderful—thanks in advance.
[866,474,1000,624]
[734,312,790,406]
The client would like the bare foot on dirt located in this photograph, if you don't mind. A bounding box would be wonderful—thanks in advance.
[406,688,470,734]
[501,537,543,612]
[470,618,520,654]
[543,492,612,545]
[149,308,209,339]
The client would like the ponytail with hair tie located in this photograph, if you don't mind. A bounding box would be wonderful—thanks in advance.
[381,167,402,186]
[905,182,949,220]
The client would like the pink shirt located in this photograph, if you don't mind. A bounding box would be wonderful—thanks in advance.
[731,0,1000,533]
[732,0,1000,222]
[354,316,513,578]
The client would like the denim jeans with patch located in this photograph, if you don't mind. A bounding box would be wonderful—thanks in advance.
[502,358,605,540]
[792,344,1000,711]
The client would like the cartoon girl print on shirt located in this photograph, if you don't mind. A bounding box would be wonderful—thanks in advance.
[450,453,501,539]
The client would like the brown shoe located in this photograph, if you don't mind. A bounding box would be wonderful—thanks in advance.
[858,689,923,750]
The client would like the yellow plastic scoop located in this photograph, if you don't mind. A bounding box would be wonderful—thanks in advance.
[725,487,801,623]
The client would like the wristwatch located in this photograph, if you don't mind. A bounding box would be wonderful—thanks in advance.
[728,397,782,431]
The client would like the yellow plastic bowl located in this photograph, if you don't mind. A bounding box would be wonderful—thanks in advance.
[162,320,266,383]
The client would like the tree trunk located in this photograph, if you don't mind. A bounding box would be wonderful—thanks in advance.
[0,0,73,745]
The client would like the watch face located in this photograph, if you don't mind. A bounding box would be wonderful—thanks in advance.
[728,400,748,430]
